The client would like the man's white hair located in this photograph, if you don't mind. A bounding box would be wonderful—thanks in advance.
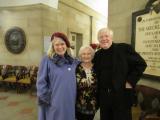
[97,27,113,41]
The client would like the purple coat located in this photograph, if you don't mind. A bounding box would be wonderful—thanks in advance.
[37,55,78,120]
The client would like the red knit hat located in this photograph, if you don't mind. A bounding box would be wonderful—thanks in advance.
[51,32,70,48]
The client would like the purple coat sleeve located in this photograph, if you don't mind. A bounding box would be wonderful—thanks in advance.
[36,56,51,105]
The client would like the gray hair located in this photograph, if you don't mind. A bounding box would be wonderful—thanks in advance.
[97,27,113,41]
[78,45,95,60]
[47,43,72,58]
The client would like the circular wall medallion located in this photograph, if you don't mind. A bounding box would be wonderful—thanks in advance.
[5,27,26,54]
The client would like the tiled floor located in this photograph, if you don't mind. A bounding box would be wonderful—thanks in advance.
[94,107,141,120]
[0,90,141,120]
[0,90,37,120]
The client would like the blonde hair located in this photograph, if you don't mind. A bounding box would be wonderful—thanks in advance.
[97,27,113,41]
[78,45,95,60]
[47,43,72,58]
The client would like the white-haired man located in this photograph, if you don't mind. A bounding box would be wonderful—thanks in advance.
[93,27,147,120]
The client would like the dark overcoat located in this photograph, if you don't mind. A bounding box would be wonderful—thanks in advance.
[93,43,147,106]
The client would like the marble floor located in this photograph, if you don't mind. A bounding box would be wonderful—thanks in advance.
[94,106,141,120]
[0,90,37,120]
[0,90,141,120]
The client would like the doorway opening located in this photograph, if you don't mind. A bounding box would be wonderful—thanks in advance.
[70,32,83,57]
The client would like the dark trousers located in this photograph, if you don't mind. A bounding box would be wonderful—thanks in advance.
[76,111,94,120]
[99,89,132,120]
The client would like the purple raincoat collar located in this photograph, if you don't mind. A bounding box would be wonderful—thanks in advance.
[51,53,74,66]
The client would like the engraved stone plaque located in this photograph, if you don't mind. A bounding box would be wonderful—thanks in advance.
[132,0,160,77]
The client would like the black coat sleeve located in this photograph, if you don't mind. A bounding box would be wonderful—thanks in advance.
[126,44,147,88]
[92,50,101,77]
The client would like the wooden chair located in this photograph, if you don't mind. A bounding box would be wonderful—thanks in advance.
[0,65,3,87]
[2,65,17,90]
[16,66,31,93]
[29,66,38,95]
[136,85,160,120]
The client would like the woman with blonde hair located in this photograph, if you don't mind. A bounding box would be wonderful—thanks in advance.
[37,32,79,120]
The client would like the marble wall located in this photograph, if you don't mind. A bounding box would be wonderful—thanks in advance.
[108,0,148,43]
[108,0,160,89]
[0,2,107,66]
[0,5,43,66]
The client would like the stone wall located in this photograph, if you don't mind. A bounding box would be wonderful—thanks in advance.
[108,0,160,89]
[108,0,148,43]
[0,2,107,66]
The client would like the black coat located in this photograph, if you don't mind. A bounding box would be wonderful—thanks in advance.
[93,43,147,91]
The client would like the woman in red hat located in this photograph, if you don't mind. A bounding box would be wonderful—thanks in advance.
[37,32,79,120]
